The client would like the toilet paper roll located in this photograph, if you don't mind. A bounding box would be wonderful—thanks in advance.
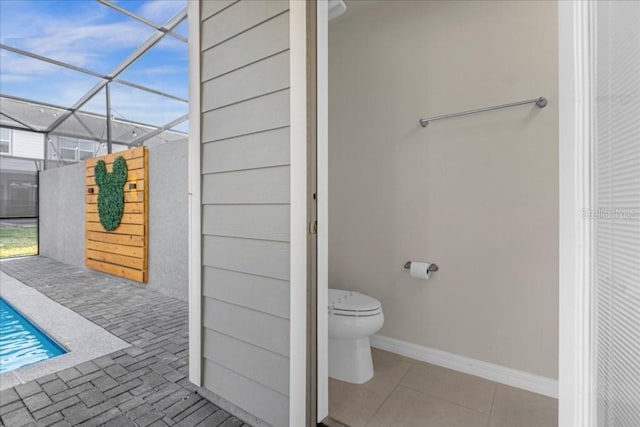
[409,262,432,280]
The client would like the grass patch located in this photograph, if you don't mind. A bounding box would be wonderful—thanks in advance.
[0,226,38,258]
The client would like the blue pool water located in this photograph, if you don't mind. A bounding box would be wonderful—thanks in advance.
[0,297,66,374]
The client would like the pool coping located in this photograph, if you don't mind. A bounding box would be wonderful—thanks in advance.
[0,271,130,391]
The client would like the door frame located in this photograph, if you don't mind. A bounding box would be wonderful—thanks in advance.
[316,0,329,422]
[291,0,320,425]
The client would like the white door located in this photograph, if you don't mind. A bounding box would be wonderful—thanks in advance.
[559,1,640,426]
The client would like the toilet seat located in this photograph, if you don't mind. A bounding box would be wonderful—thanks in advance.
[329,289,382,317]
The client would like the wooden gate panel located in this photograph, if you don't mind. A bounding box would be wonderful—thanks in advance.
[85,147,148,282]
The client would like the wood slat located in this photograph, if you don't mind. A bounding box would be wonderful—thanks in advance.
[86,184,145,196]
[86,180,146,194]
[86,249,144,269]
[86,158,145,177]
[86,231,145,246]
[86,191,144,204]
[84,146,145,168]
[86,202,144,214]
[85,259,146,282]
[85,186,145,195]
[86,240,144,258]
[86,213,145,225]
[86,221,144,236]
[85,169,145,185]
[143,147,149,276]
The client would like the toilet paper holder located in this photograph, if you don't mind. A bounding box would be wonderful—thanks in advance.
[404,261,439,272]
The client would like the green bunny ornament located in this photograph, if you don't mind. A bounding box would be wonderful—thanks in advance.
[94,156,128,232]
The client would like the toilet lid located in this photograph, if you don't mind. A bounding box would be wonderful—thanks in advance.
[328,289,382,315]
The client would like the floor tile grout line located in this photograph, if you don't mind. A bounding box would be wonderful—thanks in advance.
[392,356,496,417]
[364,381,403,427]
[489,383,498,418]
[398,382,493,418]
[397,357,417,383]
[359,354,417,426]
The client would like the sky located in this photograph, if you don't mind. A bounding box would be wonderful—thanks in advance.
[0,0,188,131]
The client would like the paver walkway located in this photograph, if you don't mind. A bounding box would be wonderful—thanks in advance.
[0,257,249,427]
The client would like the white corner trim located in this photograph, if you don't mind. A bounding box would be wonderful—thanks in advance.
[558,1,596,425]
[289,1,309,425]
[371,335,558,399]
[187,0,202,388]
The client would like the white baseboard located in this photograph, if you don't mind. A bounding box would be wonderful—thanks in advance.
[370,334,558,399]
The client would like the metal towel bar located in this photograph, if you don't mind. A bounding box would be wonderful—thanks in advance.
[419,96,547,127]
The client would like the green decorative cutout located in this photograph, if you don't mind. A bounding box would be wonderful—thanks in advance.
[95,156,128,232]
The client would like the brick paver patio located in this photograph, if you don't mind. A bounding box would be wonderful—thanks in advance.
[0,257,248,427]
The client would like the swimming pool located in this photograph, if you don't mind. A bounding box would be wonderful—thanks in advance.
[0,297,66,374]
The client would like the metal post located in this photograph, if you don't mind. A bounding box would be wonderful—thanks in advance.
[106,82,112,154]
[36,170,40,255]
[43,133,49,170]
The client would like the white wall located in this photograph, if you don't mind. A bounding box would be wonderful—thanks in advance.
[328,0,558,379]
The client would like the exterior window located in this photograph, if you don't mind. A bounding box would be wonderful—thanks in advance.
[57,137,98,161]
[78,141,94,160]
[59,138,77,161]
[0,128,11,154]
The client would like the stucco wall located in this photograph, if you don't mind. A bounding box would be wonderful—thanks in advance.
[39,140,188,301]
[147,140,188,301]
[39,162,86,268]
[329,0,559,379]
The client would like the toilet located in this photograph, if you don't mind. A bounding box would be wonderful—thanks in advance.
[328,289,384,384]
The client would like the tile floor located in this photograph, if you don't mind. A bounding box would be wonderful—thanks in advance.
[329,349,558,427]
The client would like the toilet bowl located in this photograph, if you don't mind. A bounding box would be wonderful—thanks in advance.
[328,289,384,384]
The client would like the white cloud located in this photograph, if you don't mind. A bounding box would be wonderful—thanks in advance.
[0,1,154,73]
[138,0,186,24]
[1,51,54,75]
[107,82,187,126]
[0,74,30,83]
[12,21,152,71]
